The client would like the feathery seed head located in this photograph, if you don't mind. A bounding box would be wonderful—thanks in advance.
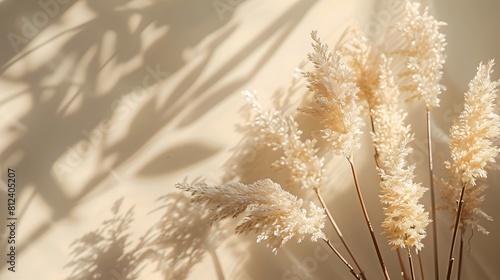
[371,58,429,250]
[439,60,500,234]
[448,60,500,186]
[378,135,429,251]
[301,31,364,159]
[177,179,326,253]
[371,55,413,166]
[397,0,446,108]
[225,91,326,190]
[337,27,382,111]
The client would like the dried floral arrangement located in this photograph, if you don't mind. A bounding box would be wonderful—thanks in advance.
[66,1,499,280]
[177,1,499,280]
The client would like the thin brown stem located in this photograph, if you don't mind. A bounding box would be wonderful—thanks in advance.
[445,184,466,280]
[446,259,455,280]
[417,251,425,280]
[408,249,416,280]
[457,230,465,280]
[347,158,391,280]
[369,112,382,168]
[397,249,410,280]
[426,108,439,280]
[323,238,362,280]
[314,188,367,279]
[209,247,226,280]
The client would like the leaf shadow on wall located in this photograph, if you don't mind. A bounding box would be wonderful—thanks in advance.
[1,0,326,278]
[136,141,220,177]
[66,192,227,280]
[0,0,237,271]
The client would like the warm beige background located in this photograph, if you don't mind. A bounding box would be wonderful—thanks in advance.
[0,0,499,279]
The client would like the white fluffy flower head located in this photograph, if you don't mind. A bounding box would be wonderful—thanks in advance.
[447,60,500,186]
[225,91,326,190]
[372,57,429,251]
[439,60,500,234]
[177,179,326,253]
[300,31,364,159]
[397,0,446,108]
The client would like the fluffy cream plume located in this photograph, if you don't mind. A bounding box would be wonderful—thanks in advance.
[371,55,411,165]
[372,57,429,251]
[337,27,381,111]
[225,91,325,190]
[446,60,500,185]
[300,31,364,159]
[378,139,429,251]
[397,0,446,108]
[177,179,326,253]
[439,60,500,233]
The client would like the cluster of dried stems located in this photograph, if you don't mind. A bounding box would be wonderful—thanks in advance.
[176,1,499,280]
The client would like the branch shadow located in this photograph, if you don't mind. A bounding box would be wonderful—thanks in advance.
[146,190,226,279]
[1,0,238,271]
[136,141,220,177]
[65,191,226,280]
[65,198,153,280]
[1,0,323,277]
[0,0,78,69]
